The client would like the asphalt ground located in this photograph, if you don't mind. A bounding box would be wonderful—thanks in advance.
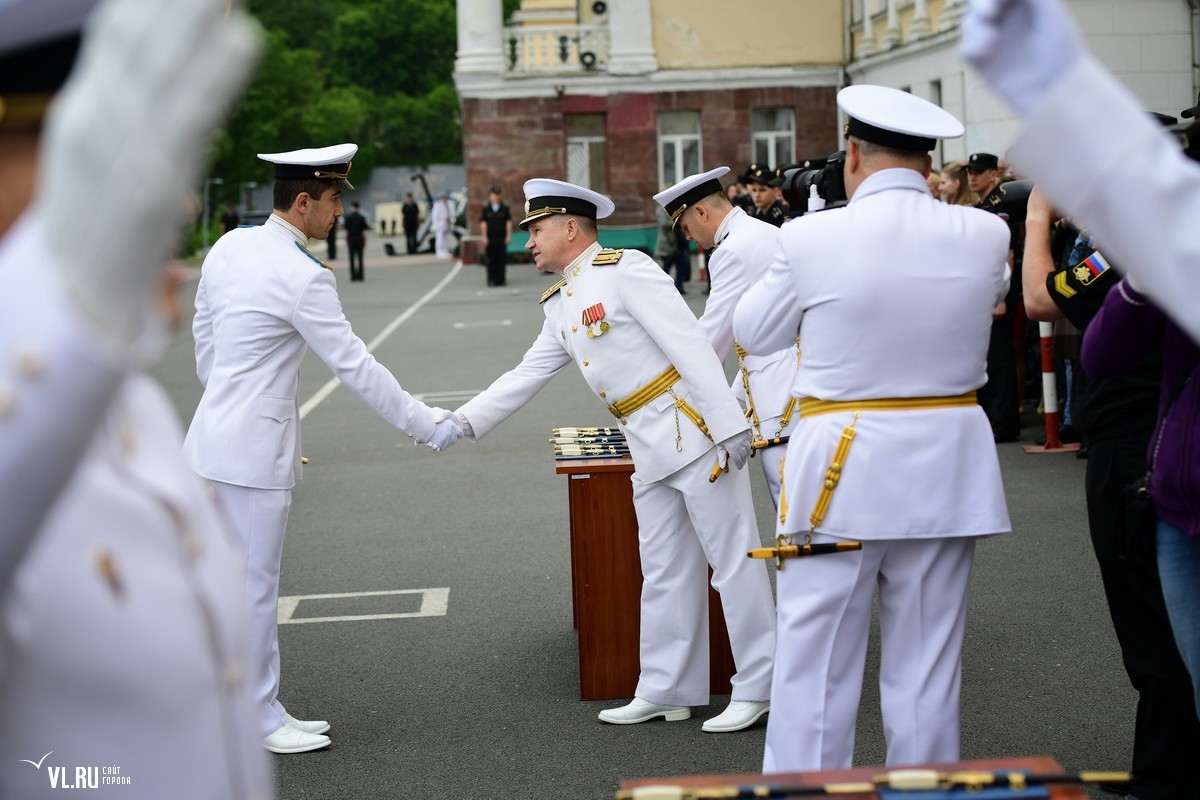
[153,235,1134,799]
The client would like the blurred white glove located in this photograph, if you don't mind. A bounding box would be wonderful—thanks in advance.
[423,418,463,452]
[35,0,260,347]
[960,0,1083,117]
[716,431,752,472]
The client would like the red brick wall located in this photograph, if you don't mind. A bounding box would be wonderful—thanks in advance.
[460,84,838,228]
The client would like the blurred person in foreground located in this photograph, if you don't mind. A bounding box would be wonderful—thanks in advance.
[962,0,1200,344]
[734,85,1011,772]
[1024,181,1200,799]
[0,0,270,796]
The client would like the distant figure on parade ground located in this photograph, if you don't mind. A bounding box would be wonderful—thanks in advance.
[0,0,271,797]
[183,143,460,755]
[344,200,367,281]
[327,215,338,261]
[402,192,421,254]
[734,86,1011,772]
[479,185,512,286]
[446,178,776,736]
[221,202,241,236]
[432,191,453,259]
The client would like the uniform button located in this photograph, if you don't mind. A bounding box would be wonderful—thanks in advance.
[599,391,606,398]
[0,385,12,418]
[566,289,573,297]
[225,661,244,690]
[571,325,578,332]
[15,345,43,378]
[582,359,589,366]
[620,417,628,425]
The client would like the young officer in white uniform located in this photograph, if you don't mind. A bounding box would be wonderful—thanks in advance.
[654,167,798,506]
[962,0,1200,344]
[184,146,461,754]
[0,0,272,796]
[733,86,1012,771]
[450,179,776,733]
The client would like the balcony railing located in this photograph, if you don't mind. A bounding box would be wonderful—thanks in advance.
[504,24,610,75]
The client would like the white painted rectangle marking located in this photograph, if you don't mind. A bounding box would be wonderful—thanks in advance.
[453,319,512,329]
[278,587,449,625]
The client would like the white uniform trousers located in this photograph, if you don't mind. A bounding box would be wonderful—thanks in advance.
[764,534,975,772]
[630,451,776,707]
[212,480,293,737]
[755,440,785,509]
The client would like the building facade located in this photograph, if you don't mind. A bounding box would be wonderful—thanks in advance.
[455,0,1198,228]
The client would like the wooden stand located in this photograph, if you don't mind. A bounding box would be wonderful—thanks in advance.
[620,756,1090,798]
[555,456,735,701]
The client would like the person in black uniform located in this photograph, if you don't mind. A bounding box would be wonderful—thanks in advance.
[743,163,786,227]
[327,215,338,261]
[220,203,241,236]
[402,192,420,254]
[1023,177,1200,800]
[479,185,512,286]
[344,201,368,282]
[968,152,1022,442]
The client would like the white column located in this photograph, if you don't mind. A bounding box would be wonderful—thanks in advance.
[881,0,900,49]
[910,0,931,39]
[454,0,505,75]
[942,0,966,27]
[607,0,658,76]
[858,0,876,57]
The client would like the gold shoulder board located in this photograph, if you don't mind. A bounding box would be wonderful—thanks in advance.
[539,278,568,304]
[592,248,625,266]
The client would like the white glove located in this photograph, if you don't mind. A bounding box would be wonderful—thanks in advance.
[960,0,1083,117]
[35,0,260,347]
[717,431,752,472]
[423,418,463,452]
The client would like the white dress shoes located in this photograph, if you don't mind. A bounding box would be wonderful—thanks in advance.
[598,697,691,725]
[284,712,330,736]
[702,700,769,733]
[263,722,331,754]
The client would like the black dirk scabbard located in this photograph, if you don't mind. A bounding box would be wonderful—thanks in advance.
[748,537,862,570]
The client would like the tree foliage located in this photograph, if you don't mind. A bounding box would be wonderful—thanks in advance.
[207,0,461,203]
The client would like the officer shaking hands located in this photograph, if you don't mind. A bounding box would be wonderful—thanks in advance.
[734,86,1012,772]
[445,178,777,734]
[184,144,461,755]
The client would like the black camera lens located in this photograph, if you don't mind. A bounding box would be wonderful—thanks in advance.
[779,151,848,213]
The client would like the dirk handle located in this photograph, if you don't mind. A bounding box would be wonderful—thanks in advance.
[709,460,728,483]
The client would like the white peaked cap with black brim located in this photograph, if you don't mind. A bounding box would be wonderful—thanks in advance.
[838,84,964,152]
[520,178,615,230]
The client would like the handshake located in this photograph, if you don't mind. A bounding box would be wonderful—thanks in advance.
[420,407,468,452]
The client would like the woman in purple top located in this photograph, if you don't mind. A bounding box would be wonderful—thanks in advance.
[1082,275,1200,715]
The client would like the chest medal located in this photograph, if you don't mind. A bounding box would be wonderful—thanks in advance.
[582,303,610,338]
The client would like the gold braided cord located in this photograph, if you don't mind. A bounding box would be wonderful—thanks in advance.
[607,365,683,417]
[798,391,977,420]
[809,417,859,531]
[673,395,711,440]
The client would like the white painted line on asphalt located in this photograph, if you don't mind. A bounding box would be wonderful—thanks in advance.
[299,260,464,420]
[278,587,450,625]
[452,319,512,329]
[413,390,483,404]
[474,289,520,297]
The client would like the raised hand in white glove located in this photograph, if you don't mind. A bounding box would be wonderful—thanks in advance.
[423,418,463,452]
[960,0,1083,117]
[716,431,752,472]
[36,0,260,347]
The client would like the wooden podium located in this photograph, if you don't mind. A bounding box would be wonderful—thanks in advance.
[555,456,736,701]
[620,756,1091,798]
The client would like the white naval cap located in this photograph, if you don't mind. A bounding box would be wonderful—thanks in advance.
[838,84,963,153]
[520,178,616,230]
[653,166,730,228]
[258,143,359,189]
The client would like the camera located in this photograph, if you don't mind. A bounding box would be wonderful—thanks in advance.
[1169,120,1200,162]
[778,151,848,213]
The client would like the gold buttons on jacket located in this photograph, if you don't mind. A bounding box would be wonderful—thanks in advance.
[566,289,574,297]
[599,391,607,398]
[582,359,589,366]
[15,345,43,378]
[571,325,578,332]
[620,417,628,425]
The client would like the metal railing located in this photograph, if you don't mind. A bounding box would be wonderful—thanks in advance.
[504,24,609,74]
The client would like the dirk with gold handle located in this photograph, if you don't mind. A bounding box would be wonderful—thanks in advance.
[751,435,789,450]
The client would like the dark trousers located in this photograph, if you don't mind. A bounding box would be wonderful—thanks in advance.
[404,227,418,254]
[1085,436,1200,799]
[661,250,691,291]
[327,237,337,260]
[978,310,1021,440]
[348,239,365,281]
[485,236,507,286]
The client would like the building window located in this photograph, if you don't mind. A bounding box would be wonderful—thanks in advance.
[566,114,607,193]
[657,111,702,187]
[929,79,944,168]
[751,107,795,168]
